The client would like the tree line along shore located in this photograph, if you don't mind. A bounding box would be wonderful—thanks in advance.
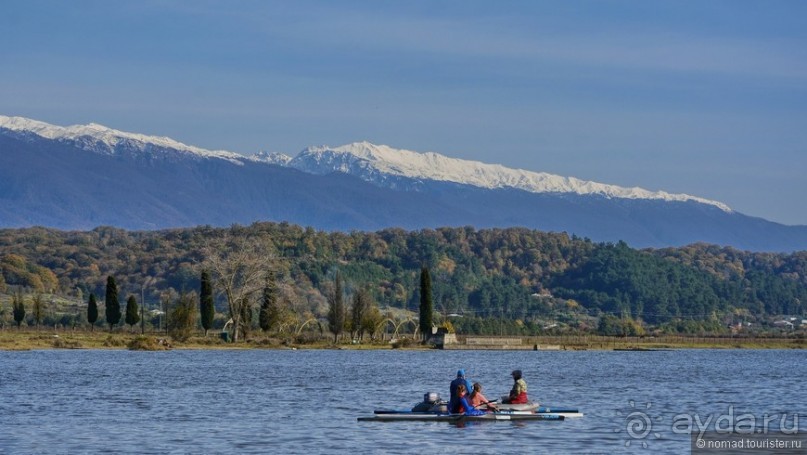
[0,223,806,344]
[1,329,804,352]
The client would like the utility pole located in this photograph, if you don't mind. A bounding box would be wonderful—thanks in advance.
[141,284,146,334]
[140,277,153,335]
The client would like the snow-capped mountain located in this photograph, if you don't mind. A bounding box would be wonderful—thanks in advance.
[1,115,805,251]
[0,116,729,210]
[250,150,293,166]
[277,142,732,211]
[0,115,730,210]
[0,115,247,164]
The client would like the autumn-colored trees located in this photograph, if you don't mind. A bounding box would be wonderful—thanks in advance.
[0,222,805,337]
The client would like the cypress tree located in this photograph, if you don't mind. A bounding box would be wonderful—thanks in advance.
[200,270,215,336]
[105,275,121,331]
[419,266,433,341]
[12,292,25,328]
[259,271,277,332]
[125,295,140,332]
[351,288,370,341]
[87,293,98,331]
[327,270,346,343]
[32,293,44,330]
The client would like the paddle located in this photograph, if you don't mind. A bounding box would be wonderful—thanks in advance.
[472,398,500,410]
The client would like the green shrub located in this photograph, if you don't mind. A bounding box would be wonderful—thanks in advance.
[127,335,171,351]
[52,337,82,349]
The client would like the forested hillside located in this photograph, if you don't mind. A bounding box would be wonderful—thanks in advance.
[0,223,805,334]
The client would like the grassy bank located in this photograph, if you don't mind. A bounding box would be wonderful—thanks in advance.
[0,328,405,351]
[522,335,807,350]
[1,329,805,351]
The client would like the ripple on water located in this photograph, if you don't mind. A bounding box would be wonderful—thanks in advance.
[1,349,806,453]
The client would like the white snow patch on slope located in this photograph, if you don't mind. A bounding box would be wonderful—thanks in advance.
[0,115,247,164]
[0,115,732,212]
[290,141,732,212]
[250,150,293,165]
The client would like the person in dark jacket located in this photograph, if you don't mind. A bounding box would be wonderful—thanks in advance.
[449,369,473,413]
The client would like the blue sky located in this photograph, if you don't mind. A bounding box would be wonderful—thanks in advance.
[2,0,806,225]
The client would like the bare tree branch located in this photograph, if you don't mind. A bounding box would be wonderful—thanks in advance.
[199,233,277,342]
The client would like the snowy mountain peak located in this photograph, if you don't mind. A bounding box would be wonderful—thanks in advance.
[249,150,293,166]
[289,141,733,212]
[0,115,733,212]
[0,115,246,164]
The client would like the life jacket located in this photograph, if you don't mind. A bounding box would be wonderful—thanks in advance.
[467,392,484,408]
[457,395,487,416]
[508,378,528,403]
[456,394,468,413]
[509,391,529,404]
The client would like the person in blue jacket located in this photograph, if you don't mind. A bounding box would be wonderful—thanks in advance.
[449,369,473,413]
[453,384,486,416]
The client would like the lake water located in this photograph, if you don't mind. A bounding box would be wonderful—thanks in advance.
[1,349,805,454]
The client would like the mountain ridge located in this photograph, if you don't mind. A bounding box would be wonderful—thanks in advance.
[0,115,730,211]
[282,141,732,212]
[1,115,805,251]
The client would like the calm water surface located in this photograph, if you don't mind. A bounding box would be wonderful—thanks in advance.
[1,349,805,454]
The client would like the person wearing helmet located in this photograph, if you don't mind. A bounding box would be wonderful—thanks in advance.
[502,369,529,404]
[448,369,473,413]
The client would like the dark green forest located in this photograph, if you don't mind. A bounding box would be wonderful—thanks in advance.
[0,223,805,335]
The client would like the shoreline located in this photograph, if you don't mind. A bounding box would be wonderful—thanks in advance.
[1,330,805,352]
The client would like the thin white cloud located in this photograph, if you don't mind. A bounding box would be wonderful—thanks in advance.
[226,5,807,82]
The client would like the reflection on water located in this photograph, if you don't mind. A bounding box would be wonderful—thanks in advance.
[0,349,805,454]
